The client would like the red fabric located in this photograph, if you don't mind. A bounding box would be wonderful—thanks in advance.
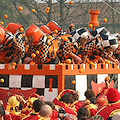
[89,108,98,117]
[107,88,120,102]
[22,113,41,120]
[10,113,21,120]
[0,88,37,107]
[71,101,84,112]
[51,110,59,120]
[97,102,120,120]
[3,114,12,120]
[53,98,77,116]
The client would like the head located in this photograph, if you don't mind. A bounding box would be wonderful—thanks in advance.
[112,112,120,120]
[77,107,90,120]
[97,95,108,109]
[69,24,75,32]
[84,89,95,100]
[47,21,62,32]
[0,28,5,45]
[45,101,55,110]
[91,115,104,120]
[0,105,5,117]
[6,22,24,34]
[71,27,91,46]
[104,76,110,88]
[89,97,97,104]
[59,93,74,104]
[33,99,45,113]
[25,25,44,45]
[90,27,110,39]
[107,88,120,103]
[39,105,53,119]
[101,34,119,53]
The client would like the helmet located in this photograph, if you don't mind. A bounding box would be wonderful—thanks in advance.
[47,21,62,32]
[70,27,91,43]
[40,25,52,35]
[6,22,24,34]
[26,25,45,44]
[0,25,7,32]
[101,34,119,51]
[90,27,110,39]
[0,28,5,44]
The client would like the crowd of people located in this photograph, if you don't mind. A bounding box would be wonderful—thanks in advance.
[0,77,120,120]
[0,21,119,66]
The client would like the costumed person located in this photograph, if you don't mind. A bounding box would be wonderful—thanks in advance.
[77,107,91,120]
[22,99,45,120]
[0,23,26,64]
[6,96,21,120]
[96,88,120,120]
[24,24,59,64]
[83,89,98,117]
[77,34,119,64]
[39,104,53,120]
[98,76,111,97]
[20,96,38,119]
[53,89,83,116]
[69,24,75,32]
[85,97,98,117]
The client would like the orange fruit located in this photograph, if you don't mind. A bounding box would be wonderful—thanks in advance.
[4,15,8,19]
[79,69,83,73]
[64,37,69,41]
[19,6,23,11]
[105,76,110,82]
[54,30,58,34]
[70,1,73,4]
[36,50,39,55]
[46,7,50,10]
[13,62,17,66]
[32,9,36,13]
[0,78,4,83]
[72,80,76,84]
[31,53,36,58]
[12,66,15,69]
[48,42,51,46]
[66,59,72,64]
[89,24,93,28]
[46,10,49,13]
[104,18,108,22]
[20,27,24,31]
[49,36,53,40]
[1,22,4,25]
[30,61,35,65]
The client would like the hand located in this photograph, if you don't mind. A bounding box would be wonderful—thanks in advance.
[74,56,82,64]
[38,95,45,101]
[65,113,78,120]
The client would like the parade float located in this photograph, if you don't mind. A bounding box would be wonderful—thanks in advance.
[0,9,119,104]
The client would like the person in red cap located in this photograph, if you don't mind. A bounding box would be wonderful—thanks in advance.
[96,88,120,120]
[69,24,75,32]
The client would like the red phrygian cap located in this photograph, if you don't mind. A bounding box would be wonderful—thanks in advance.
[26,25,45,44]
[6,22,24,34]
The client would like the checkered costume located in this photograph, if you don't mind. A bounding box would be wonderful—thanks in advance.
[57,34,78,62]
[27,35,57,64]
[90,27,110,39]
[78,38,111,61]
[0,31,26,63]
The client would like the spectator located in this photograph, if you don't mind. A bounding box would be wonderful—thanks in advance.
[39,104,53,120]
[77,107,90,120]
[96,88,120,120]
[91,115,104,120]
[22,99,45,120]
[112,112,120,120]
